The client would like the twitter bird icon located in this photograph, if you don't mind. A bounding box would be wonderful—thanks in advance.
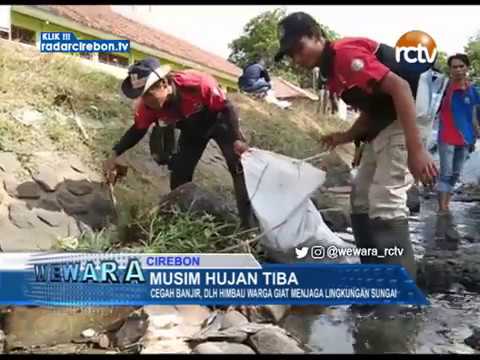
[295,247,309,259]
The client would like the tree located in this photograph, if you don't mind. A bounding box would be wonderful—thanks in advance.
[228,8,286,70]
[465,31,480,83]
[435,50,449,74]
[228,8,340,89]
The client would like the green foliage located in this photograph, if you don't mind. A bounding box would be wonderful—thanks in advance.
[228,8,340,89]
[228,8,286,70]
[465,30,480,82]
[125,207,261,256]
[435,50,449,74]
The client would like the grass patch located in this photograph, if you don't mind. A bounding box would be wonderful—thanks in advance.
[54,206,262,257]
[133,208,241,253]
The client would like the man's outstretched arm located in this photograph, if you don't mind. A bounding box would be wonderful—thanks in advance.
[378,71,438,185]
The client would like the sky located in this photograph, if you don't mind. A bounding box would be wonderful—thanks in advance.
[112,5,480,60]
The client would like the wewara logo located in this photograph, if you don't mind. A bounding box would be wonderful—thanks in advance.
[395,30,437,72]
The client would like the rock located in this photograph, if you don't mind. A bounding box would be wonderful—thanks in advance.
[16,181,42,199]
[142,305,207,341]
[65,180,94,196]
[143,306,180,329]
[37,197,62,211]
[445,228,461,243]
[189,321,259,344]
[244,305,290,324]
[310,190,350,211]
[114,311,149,349]
[12,108,44,127]
[144,323,200,342]
[452,194,480,203]
[158,182,237,221]
[35,208,66,227]
[0,152,22,175]
[248,328,304,354]
[190,322,273,343]
[464,327,480,351]
[464,234,480,243]
[141,339,191,354]
[57,190,89,214]
[192,328,249,344]
[4,178,19,197]
[3,307,135,350]
[0,330,5,353]
[417,244,480,293]
[325,186,352,194]
[312,145,354,188]
[325,170,352,188]
[95,334,110,349]
[175,306,211,327]
[33,165,61,192]
[0,221,57,251]
[4,178,41,199]
[433,213,461,243]
[192,342,255,354]
[81,329,96,338]
[320,208,350,232]
[79,192,115,230]
[407,185,421,213]
[197,311,224,334]
[221,311,249,330]
[8,203,36,229]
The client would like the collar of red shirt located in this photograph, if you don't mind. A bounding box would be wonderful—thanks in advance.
[317,41,335,81]
[450,80,470,92]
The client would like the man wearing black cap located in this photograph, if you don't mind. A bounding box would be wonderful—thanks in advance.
[104,58,254,228]
[274,12,440,284]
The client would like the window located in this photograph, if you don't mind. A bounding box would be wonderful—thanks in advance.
[10,25,36,46]
[98,53,129,68]
[0,31,8,40]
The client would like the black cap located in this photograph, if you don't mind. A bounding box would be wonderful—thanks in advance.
[121,57,171,99]
[274,12,321,62]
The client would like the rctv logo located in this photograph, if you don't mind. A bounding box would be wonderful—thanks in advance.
[395,30,437,72]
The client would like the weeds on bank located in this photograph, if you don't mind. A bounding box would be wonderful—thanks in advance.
[54,206,261,257]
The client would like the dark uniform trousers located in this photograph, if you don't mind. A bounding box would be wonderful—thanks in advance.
[168,109,254,229]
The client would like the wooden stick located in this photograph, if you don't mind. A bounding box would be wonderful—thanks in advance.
[67,97,89,140]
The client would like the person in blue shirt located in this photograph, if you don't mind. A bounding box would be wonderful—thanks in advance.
[437,53,480,213]
[238,58,272,95]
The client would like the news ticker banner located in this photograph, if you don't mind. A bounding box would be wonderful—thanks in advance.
[40,32,130,53]
[0,253,429,307]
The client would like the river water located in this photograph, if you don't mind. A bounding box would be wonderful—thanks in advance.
[281,196,480,354]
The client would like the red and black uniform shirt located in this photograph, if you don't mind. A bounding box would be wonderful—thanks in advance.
[318,37,421,141]
[134,70,227,130]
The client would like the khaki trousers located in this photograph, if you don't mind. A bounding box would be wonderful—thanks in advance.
[351,120,414,220]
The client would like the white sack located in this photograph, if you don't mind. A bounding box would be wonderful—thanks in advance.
[241,148,355,264]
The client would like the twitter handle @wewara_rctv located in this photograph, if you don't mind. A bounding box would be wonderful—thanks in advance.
[295,245,404,259]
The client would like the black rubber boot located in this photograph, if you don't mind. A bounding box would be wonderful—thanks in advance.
[350,214,376,315]
[369,217,416,281]
[351,216,417,318]
[350,214,375,264]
